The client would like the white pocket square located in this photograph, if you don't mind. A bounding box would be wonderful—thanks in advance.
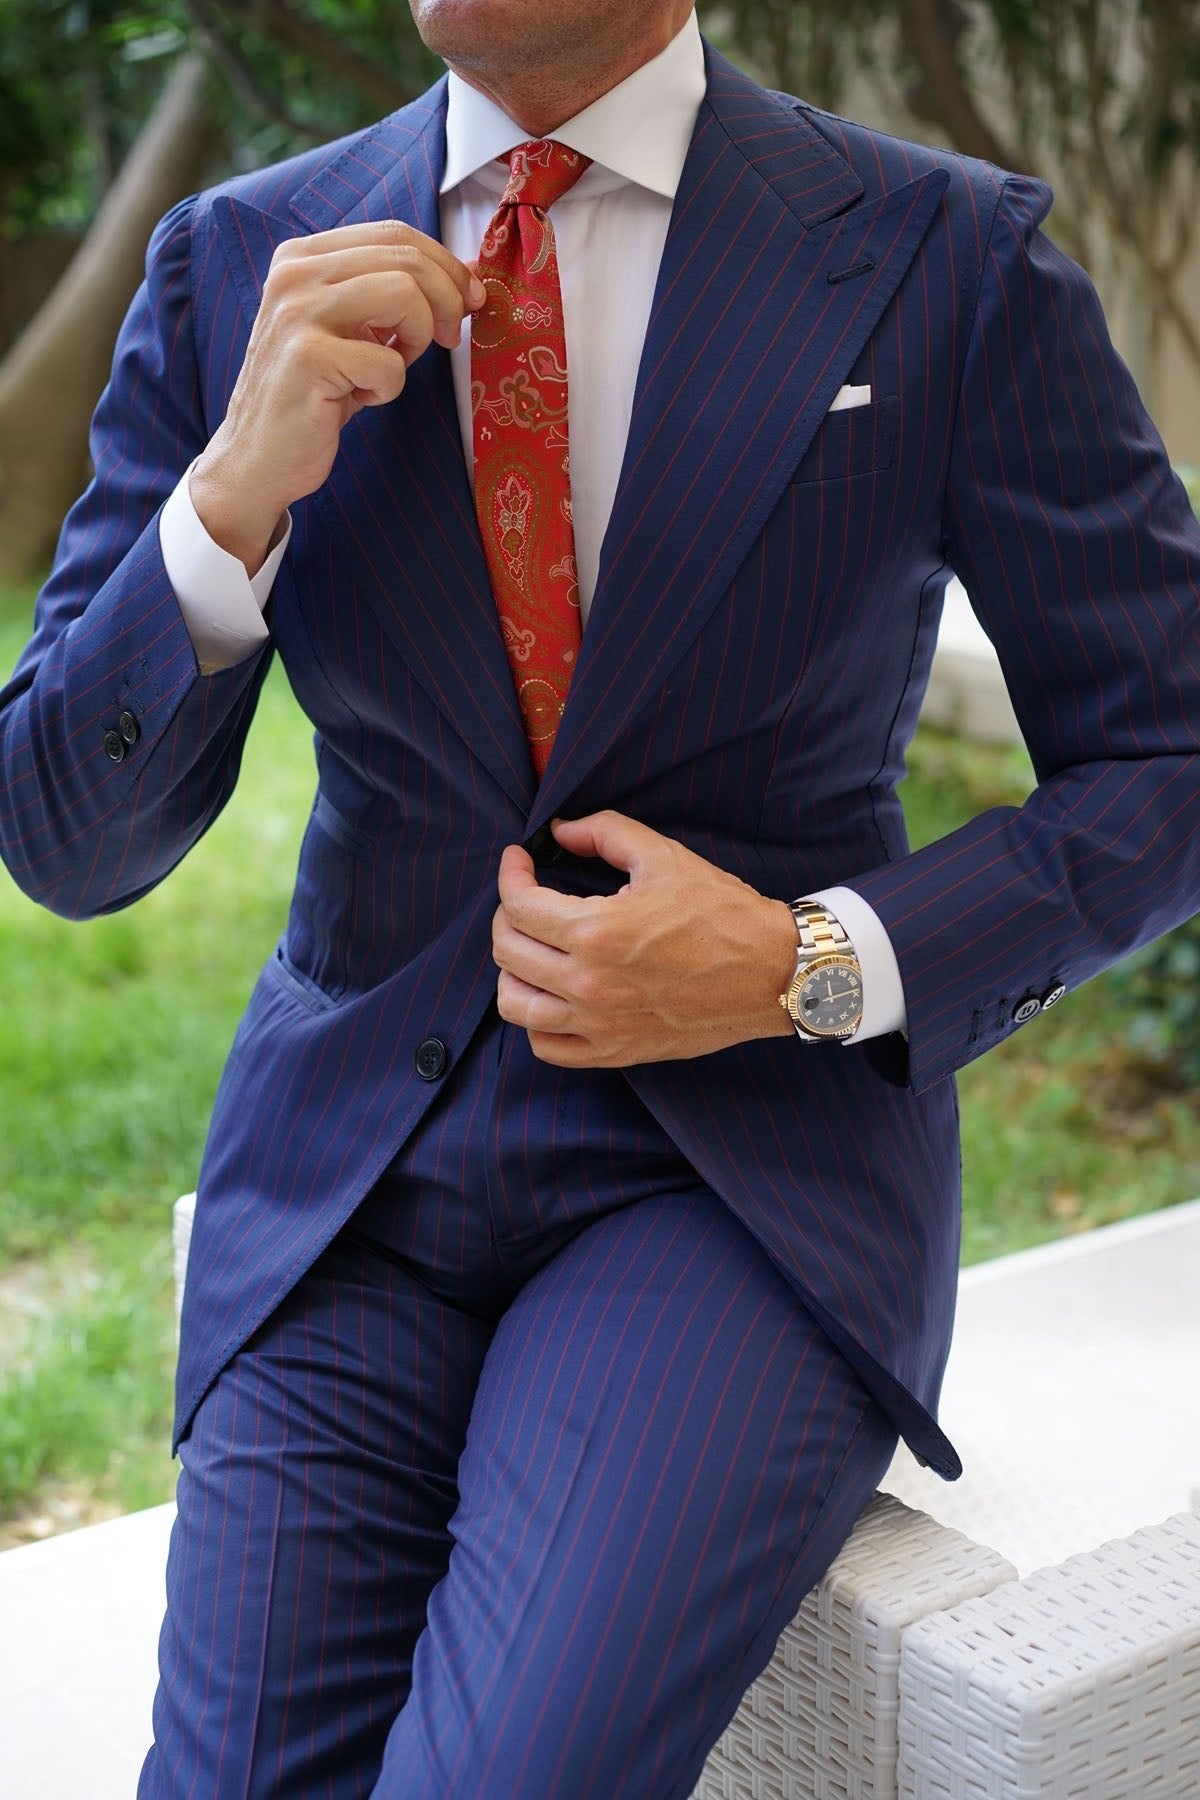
[827,383,872,413]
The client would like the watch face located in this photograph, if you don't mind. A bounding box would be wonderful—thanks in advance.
[793,957,862,1038]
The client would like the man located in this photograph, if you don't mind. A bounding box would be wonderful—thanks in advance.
[2,0,1198,1792]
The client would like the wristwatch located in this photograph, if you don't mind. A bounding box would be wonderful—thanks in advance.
[778,901,863,1042]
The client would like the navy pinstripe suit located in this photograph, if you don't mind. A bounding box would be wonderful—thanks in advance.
[3,38,1199,1798]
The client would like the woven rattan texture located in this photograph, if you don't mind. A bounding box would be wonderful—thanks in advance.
[898,1510,1200,1799]
[691,1491,1016,1800]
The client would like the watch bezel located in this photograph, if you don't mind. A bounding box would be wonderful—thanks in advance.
[785,951,864,1041]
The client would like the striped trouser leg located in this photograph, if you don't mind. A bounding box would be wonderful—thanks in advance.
[373,1184,898,1800]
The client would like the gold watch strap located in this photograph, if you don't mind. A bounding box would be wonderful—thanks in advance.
[787,901,852,959]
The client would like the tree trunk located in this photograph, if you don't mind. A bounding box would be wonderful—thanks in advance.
[0,54,217,584]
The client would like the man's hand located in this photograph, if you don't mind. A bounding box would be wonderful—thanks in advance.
[492,812,799,1067]
[190,221,486,574]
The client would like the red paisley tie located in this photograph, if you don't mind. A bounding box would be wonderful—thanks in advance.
[471,139,591,776]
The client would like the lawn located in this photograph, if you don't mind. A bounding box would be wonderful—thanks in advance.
[1,589,1198,1544]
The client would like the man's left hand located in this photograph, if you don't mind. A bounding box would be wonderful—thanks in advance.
[492,811,798,1067]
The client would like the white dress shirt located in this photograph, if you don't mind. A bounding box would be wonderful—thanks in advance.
[157,9,906,1041]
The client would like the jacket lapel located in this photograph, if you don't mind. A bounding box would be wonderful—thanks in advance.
[528,49,948,831]
[213,83,536,814]
[212,54,950,828]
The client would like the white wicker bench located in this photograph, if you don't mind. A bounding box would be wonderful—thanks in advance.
[899,1510,1200,1800]
[690,1492,1017,1799]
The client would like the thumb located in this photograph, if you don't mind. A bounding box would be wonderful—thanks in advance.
[549,810,663,876]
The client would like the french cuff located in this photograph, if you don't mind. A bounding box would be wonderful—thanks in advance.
[159,460,291,674]
[805,885,908,1043]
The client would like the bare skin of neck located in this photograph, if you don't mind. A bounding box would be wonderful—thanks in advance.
[415,0,695,138]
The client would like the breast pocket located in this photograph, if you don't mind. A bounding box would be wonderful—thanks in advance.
[789,396,899,485]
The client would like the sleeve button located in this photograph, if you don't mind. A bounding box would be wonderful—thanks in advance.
[415,1037,448,1081]
[1041,982,1067,1010]
[1012,994,1041,1024]
[102,728,127,763]
[118,709,141,746]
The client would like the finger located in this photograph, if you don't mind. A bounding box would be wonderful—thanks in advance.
[275,220,486,310]
[548,810,664,875]
[493,906,571,994]
[309,255,476,350]
[497,844,588,951]
[309,272,440,364]
[496,969,574,1032]
[526,1030,606,1068]
[329,336,409,407]
[497,841,539,897]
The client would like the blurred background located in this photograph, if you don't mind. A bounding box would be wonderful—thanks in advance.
[1,0,1198,1548]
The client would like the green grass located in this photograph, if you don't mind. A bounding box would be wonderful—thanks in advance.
[1,587,1197,1536]
[0,593,315,1533]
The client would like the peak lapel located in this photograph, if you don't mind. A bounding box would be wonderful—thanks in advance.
[528,51,949,832]
[213,84,535,814]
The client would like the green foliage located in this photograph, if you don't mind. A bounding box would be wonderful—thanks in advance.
[0,2,188,231]
[1109,917,1200,1087]
[0,0,438,238]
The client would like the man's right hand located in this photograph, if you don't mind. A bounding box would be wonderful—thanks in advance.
[189,221,486,575]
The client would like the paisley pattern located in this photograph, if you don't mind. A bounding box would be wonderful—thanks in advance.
[471,139,590,775]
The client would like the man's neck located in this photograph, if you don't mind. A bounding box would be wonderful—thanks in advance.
[443,5,694,138]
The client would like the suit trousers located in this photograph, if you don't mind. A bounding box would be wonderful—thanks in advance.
[140,1015,899,1799]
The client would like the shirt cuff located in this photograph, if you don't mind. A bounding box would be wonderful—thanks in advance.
[805,886,908,1042]
[159,461,291,673]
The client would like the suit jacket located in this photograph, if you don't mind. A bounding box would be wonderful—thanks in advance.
[3,45,1199,1482]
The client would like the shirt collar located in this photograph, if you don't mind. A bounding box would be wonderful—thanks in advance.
[440,9,705,199]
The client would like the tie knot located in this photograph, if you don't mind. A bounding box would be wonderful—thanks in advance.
[500,139,591,211]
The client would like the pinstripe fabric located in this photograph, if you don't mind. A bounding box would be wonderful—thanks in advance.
[139,1017,898,1798]
[3,41,1200,1501]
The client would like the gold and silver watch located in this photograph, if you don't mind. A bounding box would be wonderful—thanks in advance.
[778,902,863,1042]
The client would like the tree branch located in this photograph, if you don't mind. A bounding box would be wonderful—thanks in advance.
[190,0,328,141]
[215,0,415,115]
[895,0,1028,172]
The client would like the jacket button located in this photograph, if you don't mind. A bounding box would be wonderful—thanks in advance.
[102,728,126,763]
[524,823,563,868]
[118,709,141,746]
[1041,982,1067,1010]
[1012,994,1041,1024]
[414,1037,448,1081]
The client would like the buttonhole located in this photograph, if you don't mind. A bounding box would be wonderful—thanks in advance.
[827,259,876,286]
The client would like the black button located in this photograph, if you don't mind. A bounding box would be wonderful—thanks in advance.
[118,709,141,746]
[414,1037,448,1081]
[102,728,126,763]
[524,823,563,868]
[1041,982,1067,1010]
[1012,994,1041,1024]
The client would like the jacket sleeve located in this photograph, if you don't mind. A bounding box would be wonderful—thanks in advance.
[0,194,274,919]
[852,173,1200,1094]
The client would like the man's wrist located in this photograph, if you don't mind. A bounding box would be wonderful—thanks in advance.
[189,451,288,579]
[764,897,802,1037]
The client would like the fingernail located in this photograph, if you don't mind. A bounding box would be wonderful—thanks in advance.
[470,276,487,308]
